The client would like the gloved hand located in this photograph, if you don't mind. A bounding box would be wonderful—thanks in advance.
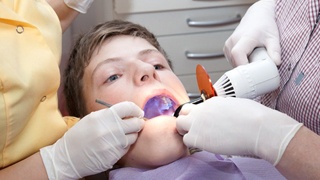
[224,0,281,67]
[176,97,302,165]
[40,101,145,179]
[64,0,94,13]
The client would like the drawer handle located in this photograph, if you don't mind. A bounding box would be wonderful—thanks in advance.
[187,14,241,27]
[185,51,225,59]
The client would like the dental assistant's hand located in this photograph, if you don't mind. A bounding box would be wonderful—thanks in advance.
[176,97,302,165]
[224,0,281,67]
[63,0,95,13]
[40,101,145,179]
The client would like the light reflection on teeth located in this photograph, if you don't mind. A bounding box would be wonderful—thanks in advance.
[143,95,176,119]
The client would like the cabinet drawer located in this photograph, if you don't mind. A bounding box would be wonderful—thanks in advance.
[114,0,256,13]
[158,31,233,76]
[114,5,251,36]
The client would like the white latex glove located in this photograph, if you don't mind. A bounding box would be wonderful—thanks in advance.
[40,101,145,179]
[64,0,94,13]
[224,0,281,67]
[176,97,302,165]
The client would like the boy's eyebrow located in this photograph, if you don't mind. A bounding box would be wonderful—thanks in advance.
[138,49,161,56]
[92,57,121,78]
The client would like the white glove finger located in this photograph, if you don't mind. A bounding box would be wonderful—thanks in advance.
[223,36,237,65]
[119,117,145,134]
[230,38,260,67]
[125,133,139,147]
[178,103,195,116]
[64,0,95,13]
[106,109,136,149]
[183,132,199,149]
[111,101,144,118]
[176,115,193,135]
[265,39,281,65]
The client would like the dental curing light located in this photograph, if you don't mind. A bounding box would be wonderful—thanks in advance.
[174,47,280,117]
[212,47,280,99]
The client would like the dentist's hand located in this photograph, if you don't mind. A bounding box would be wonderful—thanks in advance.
[224,0,281,67]
[176,97,302,165]
[40,101,145,179]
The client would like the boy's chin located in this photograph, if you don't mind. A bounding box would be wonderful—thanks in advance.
[119,147,189,170]
[117,115,188,169]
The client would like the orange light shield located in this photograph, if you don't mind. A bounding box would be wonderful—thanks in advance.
[196,64,216,99]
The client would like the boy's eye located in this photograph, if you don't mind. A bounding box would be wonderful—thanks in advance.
[154,64,164,70]
[105,74,120,83]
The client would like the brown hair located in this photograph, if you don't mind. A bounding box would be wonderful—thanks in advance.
[63,20,171,117]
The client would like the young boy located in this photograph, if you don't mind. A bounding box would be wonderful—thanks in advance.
[63,20,285,179]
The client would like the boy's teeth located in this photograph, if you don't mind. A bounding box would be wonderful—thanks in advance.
[143,95,176,119]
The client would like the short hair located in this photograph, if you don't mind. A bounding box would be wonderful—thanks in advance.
[63,20,172,117]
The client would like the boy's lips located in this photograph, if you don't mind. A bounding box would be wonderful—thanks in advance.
[143,95,177,119]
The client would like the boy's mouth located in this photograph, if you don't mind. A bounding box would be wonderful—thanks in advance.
[143,95,177,119]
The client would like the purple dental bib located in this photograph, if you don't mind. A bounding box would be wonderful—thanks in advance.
[143,95,176,119]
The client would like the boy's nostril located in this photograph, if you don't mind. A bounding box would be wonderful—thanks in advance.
[141,75,149,81]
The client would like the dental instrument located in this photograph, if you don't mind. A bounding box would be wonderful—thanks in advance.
[174,47,280,117]
[212,47,280,98]
[95,99,113,107]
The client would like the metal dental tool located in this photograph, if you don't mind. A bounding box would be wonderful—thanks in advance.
[95,99,113,107]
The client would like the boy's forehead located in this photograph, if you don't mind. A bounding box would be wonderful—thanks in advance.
[101,35,156,54]
[88,36,159,65]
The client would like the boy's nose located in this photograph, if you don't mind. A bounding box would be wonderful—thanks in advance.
[135,64,158,85]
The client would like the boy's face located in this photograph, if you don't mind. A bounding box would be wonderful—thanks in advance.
[83,35,190,168]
